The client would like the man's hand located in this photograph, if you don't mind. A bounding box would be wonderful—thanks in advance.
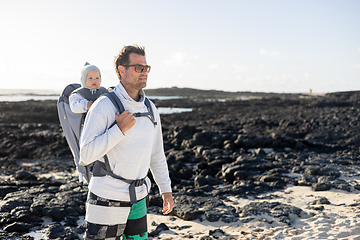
[161,192,174,215]
[115,110,136,133]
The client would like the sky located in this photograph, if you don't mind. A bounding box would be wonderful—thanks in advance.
[1,0,359,94]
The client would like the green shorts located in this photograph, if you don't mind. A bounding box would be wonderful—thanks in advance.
[84,192,148,240]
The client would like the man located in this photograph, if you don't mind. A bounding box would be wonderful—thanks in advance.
[79,45,173,240]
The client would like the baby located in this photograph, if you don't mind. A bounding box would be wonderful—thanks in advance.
[68,62,107,187]
[69,62,106,113]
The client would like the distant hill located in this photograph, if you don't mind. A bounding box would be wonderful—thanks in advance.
[145,87,308,99]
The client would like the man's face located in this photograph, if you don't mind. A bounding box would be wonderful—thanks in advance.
[120,53,148,91]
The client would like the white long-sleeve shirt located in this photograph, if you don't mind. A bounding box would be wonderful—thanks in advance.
[69,92,89,114]
[79,82,172,201]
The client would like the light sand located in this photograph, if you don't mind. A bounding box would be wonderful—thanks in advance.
[22,172,360,239]
[148,184,360,239]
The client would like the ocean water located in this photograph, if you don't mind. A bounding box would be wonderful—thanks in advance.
[0,89,60,101]
[0,89,191,114]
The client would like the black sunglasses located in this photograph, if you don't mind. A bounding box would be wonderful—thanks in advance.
[122,64,151,73]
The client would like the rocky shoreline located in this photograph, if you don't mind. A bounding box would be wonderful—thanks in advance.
[1,91,360,239]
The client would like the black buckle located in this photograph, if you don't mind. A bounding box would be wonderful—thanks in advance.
[134,179,145,187]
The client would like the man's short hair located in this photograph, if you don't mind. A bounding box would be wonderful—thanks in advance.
[114,45,146,80]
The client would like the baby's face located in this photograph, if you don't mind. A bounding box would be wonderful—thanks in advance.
[86,69,101,89]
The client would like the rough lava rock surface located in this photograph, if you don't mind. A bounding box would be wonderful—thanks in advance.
[1,91,360,238]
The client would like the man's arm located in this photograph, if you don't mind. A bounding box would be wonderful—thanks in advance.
[148,104,173,214]
[80,97,125,165]
[161,192,174,214]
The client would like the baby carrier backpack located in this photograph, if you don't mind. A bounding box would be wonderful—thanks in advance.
[57,84,107,187]
[58,85,156,200]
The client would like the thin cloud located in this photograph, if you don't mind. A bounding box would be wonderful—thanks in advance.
[164,52,198,66]
[356,63,360,69]
[208,63,220,69]
[232,63,249,72]
[259,49,283,58]
[259,49,268,55]
[271,51,282,57]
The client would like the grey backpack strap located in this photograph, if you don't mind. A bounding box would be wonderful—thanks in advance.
[92,157,147,205]
[144,98,156,123]
[106,91,157,127]
[106,91,125,114]
[132,98,157,126]
[144,98,157,126]
[105,91,125,128]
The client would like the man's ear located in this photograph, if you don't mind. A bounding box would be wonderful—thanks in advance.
[118,65,125,77]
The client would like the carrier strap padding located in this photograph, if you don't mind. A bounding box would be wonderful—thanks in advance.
[106,91,125,114]
[105,91,124,128]
[75,87,108,102]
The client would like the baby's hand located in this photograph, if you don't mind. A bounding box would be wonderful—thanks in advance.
[87,101,93,110]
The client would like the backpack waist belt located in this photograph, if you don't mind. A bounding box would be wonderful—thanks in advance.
[92,159,148,205]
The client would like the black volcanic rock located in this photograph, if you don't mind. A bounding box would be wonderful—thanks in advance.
[1,91,360,237]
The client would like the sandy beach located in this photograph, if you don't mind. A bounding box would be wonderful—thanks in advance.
[148,182,360,239]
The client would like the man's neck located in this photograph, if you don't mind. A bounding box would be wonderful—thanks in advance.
[120,81,141,101]
[130,91,141,102]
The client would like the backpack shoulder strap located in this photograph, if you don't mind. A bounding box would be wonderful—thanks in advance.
[105,91,125,114]
[144,97,157,126]
[105,92,157,127]
[105,91,125,128]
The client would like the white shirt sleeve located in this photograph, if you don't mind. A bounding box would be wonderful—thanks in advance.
[69,93,89,113]
[79,97,125,166]
[149,103,172,194]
